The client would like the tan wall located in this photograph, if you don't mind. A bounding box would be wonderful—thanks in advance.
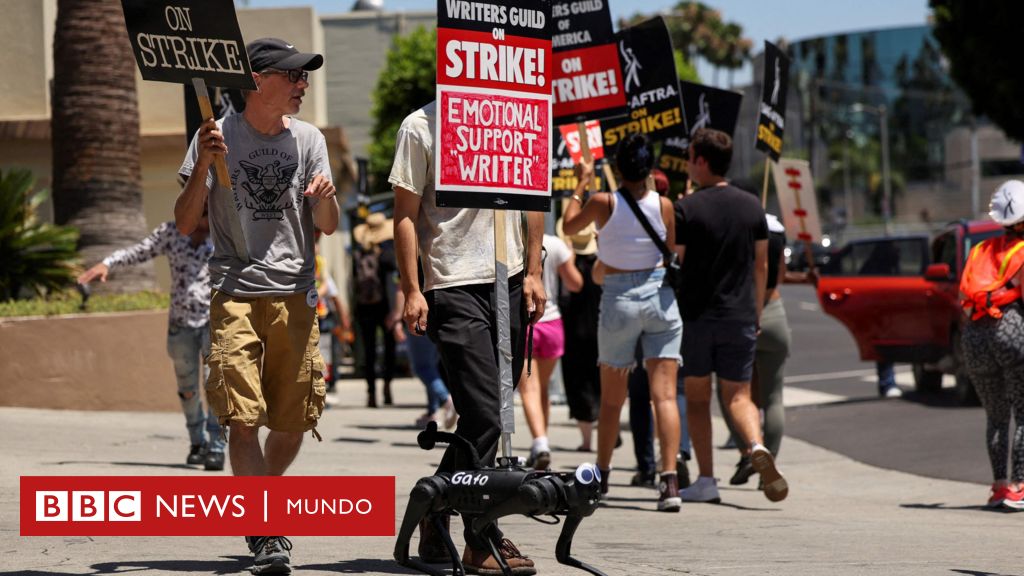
[0,312,179,412]
[0,0,55,120]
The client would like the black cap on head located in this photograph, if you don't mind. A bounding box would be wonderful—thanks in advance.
[247,38,323,72]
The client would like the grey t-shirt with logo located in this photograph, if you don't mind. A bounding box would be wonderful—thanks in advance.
[179,114,331,297]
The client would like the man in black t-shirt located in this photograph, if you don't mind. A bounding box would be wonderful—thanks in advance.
[673,128,789,504]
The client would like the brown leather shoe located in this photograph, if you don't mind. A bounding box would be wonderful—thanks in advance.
[417,514,450,564]
[462,538,537,575]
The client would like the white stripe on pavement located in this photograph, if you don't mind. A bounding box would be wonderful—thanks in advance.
[784,386,850,407]
[784,368,879,384]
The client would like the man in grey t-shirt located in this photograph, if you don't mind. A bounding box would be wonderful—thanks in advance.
[175,37,339,574]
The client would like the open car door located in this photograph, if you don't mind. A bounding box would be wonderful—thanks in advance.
[816,236,949,363]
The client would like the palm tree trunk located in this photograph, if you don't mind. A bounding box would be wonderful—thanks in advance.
[52,0,155,293]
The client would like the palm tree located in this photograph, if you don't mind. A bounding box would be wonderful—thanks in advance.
[52,0,155,293]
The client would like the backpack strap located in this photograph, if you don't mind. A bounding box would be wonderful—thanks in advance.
[618,188,672,262]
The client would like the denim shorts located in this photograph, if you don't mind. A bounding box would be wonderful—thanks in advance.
[598,268,683,369]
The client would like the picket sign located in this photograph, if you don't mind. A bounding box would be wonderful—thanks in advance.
[771,159,823,273]
[121,0,256,261]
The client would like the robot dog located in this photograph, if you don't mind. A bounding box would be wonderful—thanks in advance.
[394,421,607,576]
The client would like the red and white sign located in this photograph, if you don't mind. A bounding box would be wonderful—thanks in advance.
[557,121,604,163]
[552,44,626,124]
[435,0,552,211]
[771,158,823,243]
[21,476,395,536]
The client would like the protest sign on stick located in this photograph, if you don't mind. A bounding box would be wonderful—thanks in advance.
[551,128,605,197]
[435,0,553,212]
[122,0,255,259]
[551,0,627,126]
[599,17,685,150]
[771,158,822,272]
[755,40,790,207]
[658,81,743,182]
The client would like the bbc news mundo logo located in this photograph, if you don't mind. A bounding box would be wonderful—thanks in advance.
[21,476,394,536]
[36,491,142,522]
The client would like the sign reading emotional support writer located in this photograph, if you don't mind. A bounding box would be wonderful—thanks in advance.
[121,0,256,91]
[436,0,553,212]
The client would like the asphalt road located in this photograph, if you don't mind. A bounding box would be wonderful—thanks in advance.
[777,284,990,485]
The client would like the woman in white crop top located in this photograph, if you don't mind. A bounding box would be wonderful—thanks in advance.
[562,133,684,512]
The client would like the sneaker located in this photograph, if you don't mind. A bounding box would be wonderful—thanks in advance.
[418,514,451,564]
[986,484,1008,509]
[528,451,551,471]
[880,385,903,399]
[245,536,292,574]
[676,453,691,489]
[729,455,755,486]
[657,472,681,512]
[462,539,536,575]
[203,451,225,472]
[414,412,434,428]
[630,470,656,488]
[680,475,721,503]
[599,468,610,495]
[1002,486,1024,511]
[186,443,207,466]
[751,445,789,502]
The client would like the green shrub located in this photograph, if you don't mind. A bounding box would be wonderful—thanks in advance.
[0,168,79,300]
[0,289,169,318]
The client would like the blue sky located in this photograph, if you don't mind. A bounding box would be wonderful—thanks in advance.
[240,0,930,85]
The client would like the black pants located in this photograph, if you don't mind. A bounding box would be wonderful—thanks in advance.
[356,300,395,394]
[426,273,526,547]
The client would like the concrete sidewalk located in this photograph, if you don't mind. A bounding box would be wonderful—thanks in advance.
[0,376,1017,576]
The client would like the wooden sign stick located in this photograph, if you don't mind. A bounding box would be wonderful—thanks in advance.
[192,77,248,261]
[761,156,771,209]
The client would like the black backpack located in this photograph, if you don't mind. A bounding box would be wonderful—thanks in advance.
[353,246,384,305]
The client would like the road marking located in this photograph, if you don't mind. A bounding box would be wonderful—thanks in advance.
[784,386,849,407]
[798,301,820,312]
[784,368,878,384]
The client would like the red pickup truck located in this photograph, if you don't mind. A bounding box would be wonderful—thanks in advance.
[816,220,1004,404]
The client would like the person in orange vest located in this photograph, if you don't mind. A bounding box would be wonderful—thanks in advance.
[960,180,1024,511]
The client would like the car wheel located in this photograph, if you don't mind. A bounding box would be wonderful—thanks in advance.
[951,331,980,406]
[912,362,943,393]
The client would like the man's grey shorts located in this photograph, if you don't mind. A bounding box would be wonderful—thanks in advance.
[682,317,757,381]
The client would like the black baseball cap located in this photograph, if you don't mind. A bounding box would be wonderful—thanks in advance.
[246,38,323,72]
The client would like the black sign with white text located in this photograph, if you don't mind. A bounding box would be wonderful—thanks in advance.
[121,0,256,90]
[599,17,685,150]
[658,81,743,179]
[755,40,790,161]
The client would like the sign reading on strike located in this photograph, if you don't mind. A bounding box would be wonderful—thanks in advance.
[659,81,744,179]
[21,476,395,537]
[771,159,822,243]
[551,130,604,197]
[600,17,685,149]
[755,40,790,162]
[551,0,627,126]
[121,0,256,90]
[558,121,604,164]
[436,0,553,211]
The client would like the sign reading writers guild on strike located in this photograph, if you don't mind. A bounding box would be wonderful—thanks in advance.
[600,17,686,149]
[551,0,627,126]
[658,81,743,180]
[755,40,790,162]
[436,0,553,212]
[121,0,254,260]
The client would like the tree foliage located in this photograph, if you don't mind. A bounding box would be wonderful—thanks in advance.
[368,26,437,194]
[931,1,1024,140]
[0,169,80,301]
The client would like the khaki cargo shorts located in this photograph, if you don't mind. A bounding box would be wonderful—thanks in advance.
[205,289,326,434]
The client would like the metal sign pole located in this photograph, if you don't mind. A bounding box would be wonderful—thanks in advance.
[494,209,515,461]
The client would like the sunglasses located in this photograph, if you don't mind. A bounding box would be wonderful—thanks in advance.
[261,69,309,83]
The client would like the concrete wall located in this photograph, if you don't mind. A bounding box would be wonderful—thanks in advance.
[322,11,435,163]
[0,0,55,120]
[0,312,179,412]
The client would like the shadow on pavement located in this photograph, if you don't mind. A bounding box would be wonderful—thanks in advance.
[900,502,992,512]
[299,559,420,573]
[50,461,197,471]
[949,570,1024,576]
[0,556,255,575]
[331,436,380,444]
